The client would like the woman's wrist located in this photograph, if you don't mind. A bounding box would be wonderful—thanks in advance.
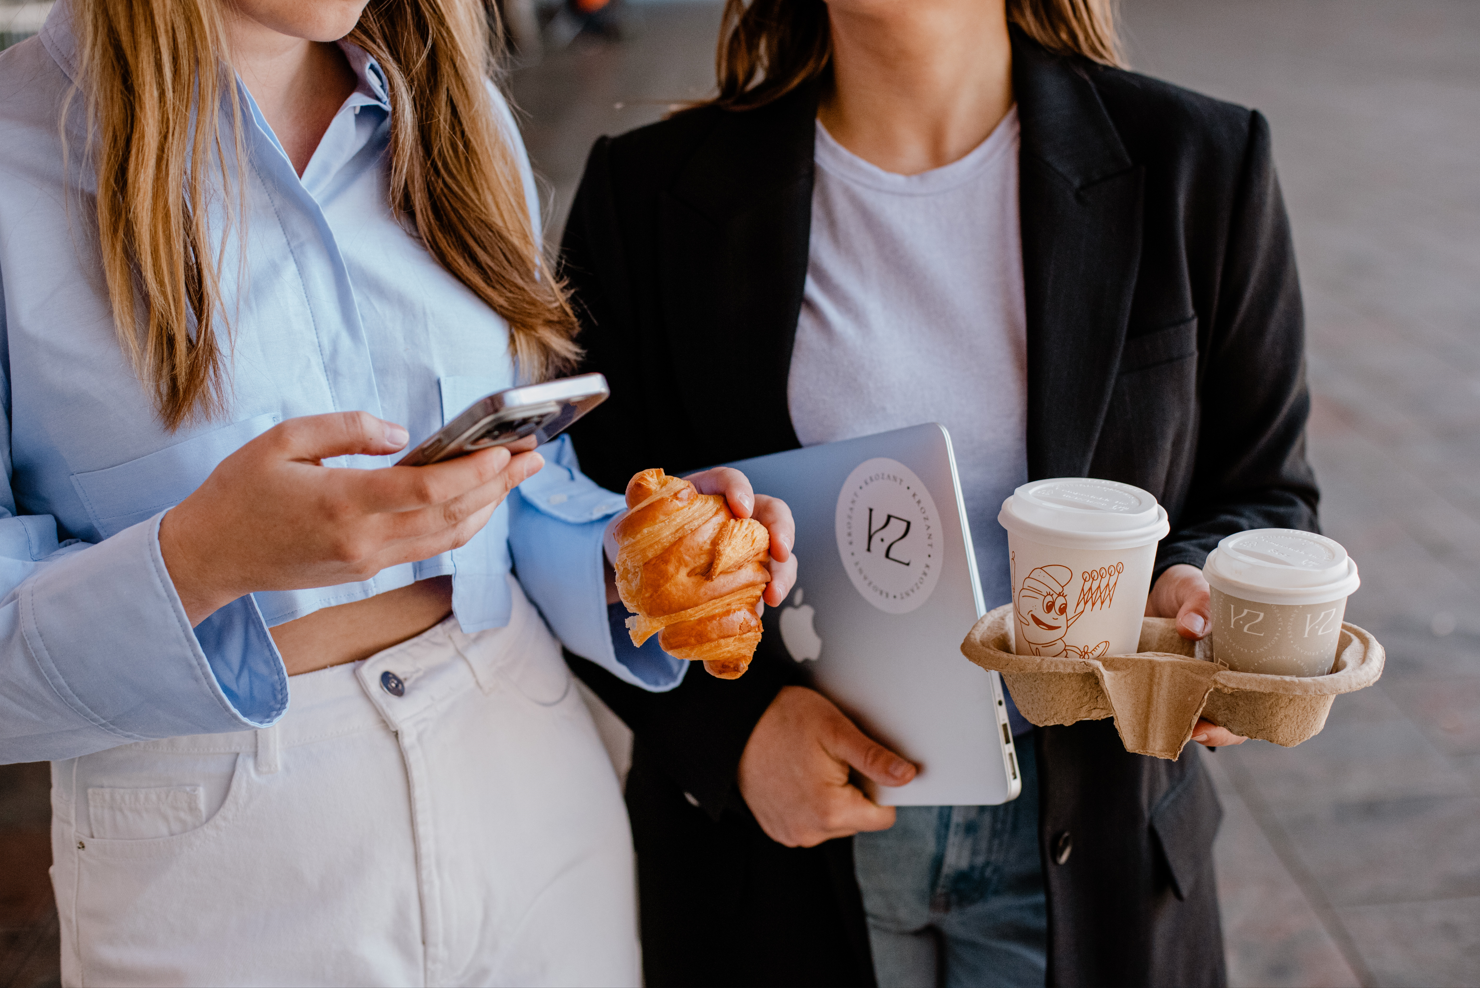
[158,503,241,627]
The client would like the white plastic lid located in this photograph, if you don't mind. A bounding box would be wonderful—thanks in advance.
[997,478,1170,550]
[1203,529,1361,605]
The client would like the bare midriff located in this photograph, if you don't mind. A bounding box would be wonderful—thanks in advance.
[270,576,455,676]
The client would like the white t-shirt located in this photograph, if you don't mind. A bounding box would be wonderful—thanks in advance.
[787,109,1028,609]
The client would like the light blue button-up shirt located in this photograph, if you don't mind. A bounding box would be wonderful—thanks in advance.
[0,4,683,763]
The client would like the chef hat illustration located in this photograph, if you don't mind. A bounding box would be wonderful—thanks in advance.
[1021,564,1073,600]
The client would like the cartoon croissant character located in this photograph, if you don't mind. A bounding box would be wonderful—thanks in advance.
[1014,563,1112,659]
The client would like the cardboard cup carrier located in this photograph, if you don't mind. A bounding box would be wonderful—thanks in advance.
[965,482,1383,760]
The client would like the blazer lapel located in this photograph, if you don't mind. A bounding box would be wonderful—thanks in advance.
[657,84,821,462]
[1015,36,1145,480]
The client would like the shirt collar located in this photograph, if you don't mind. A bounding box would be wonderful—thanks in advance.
[336,40,392,114]
[39,0,80,84]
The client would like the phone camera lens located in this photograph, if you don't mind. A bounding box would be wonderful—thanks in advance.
[470,416,540,447]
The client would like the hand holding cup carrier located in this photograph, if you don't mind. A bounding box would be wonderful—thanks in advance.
[990,477,1374,753]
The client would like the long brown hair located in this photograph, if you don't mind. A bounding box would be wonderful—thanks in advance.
[710,0,1122,111]
[73,0,578,430]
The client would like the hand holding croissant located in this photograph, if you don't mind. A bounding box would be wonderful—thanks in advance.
[613,468,776,679]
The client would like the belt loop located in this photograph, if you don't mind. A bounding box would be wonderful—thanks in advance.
[449,622,497,695]
[255,724,281,775]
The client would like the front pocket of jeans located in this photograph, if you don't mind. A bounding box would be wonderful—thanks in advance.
[496,618,573,707]
[71,752,257,985]
[77,752,253,858]
[88,786,206,840]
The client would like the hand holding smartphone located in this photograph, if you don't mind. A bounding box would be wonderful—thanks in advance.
[396,373,609,467]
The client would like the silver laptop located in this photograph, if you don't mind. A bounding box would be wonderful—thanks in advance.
[728,423,1020,806]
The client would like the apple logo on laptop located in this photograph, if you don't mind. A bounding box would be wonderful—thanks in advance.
[779,588,822,663]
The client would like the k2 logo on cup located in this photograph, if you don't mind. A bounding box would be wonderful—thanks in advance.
[1227,605,1266,635]
[835,458,942,614]
[1227,603,1340,639]
[1011,552,1124,659]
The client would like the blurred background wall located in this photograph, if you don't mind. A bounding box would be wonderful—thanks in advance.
[1,2,1477,985]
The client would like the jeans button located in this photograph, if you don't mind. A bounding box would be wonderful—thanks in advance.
[1053,830,1073,865]
[380,671,405,697]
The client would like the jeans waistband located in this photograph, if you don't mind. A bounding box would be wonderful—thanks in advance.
[123,575,542,758]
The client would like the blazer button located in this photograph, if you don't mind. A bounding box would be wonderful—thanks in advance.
[1053,831,1073,865]
[380,671,406,697]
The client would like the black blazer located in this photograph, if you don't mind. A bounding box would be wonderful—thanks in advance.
[560,33,1318,988]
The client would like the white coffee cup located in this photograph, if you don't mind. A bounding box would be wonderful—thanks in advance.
[1203,529,1360,676]
[998,478,1170,659]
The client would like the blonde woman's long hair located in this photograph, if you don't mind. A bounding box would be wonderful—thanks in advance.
[74,0,579,430]
[708,0,1122,111]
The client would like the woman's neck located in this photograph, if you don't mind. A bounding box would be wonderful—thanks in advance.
[222,10,358,176]
[818,0,1014,175]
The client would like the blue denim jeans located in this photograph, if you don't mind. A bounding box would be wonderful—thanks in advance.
[853,739,1047,988]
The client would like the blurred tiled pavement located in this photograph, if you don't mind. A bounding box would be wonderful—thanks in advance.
[2,2,1477,985]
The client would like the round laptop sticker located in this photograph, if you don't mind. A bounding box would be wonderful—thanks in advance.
[835,457,942,614]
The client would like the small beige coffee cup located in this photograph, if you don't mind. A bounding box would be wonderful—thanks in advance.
[1204,529,1361,677]
[999,478,1170,659]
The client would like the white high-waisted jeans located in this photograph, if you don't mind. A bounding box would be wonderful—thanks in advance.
[49,579,640,987]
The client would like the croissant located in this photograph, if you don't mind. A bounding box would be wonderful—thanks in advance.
[613,468,771,679]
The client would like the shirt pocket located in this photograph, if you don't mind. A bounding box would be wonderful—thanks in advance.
[438,374,514,425]
[70,412,281,539]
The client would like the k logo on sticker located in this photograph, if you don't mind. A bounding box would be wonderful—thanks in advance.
[835,458,942,614]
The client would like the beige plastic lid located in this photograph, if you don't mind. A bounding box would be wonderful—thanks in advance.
[1204,529,1360,605]
[998,478,1170,550]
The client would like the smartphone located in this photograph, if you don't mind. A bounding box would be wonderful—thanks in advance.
[396,373,610,467]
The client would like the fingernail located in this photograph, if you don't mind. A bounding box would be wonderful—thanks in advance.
[889,761,912,782]
[523,452,545,476]
[1183,614,1206,637]
[1192,733,1208,743]
[739,493,753,514]
[384,423,409,448]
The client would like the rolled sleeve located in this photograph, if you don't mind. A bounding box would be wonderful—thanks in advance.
[3,512,287,762]
[507,436,686,692]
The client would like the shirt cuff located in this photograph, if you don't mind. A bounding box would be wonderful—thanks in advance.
[507,436,686,692]
[20,513,288,742]
[607,601,688,692]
